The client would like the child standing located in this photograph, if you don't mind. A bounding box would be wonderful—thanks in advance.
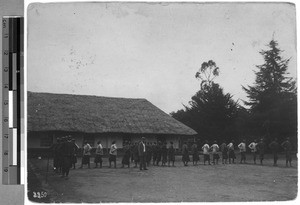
[109,141,117,168]
[238,140,246,164]
[227,141,236,164]
[220,141,228,164]
[269,138,280,166]
[182,142,190,166]
[281,137,293,167]
[94,141,103,168]
[191,142,199,165]
[80,141,92,169]
[71,138,79,169]
[146,142,152,166]
[168,141,175,167]
[156,141,162,166]
[211,141,219,165]
[256,139,265,165]
[121,141,131,168]
[152,142,157,166]
[161,142,168,166]
[202,141,210,165]
[130,142,135,163]
[248,140,257,164]
[133,142,139,168]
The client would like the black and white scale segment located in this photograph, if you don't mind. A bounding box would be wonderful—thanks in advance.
[2,16,24,185]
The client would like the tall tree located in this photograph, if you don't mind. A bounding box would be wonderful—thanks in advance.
[195,60,219,89]
[186,82,238,142]
[172,60,239,143]
[243,39,297,142]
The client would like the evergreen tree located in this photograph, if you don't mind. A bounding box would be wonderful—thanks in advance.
[243,40,297,142]
[172,60,239,143]
[187,82,238,142]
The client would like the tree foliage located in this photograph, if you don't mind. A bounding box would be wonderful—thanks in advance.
[195,60,220,89]
[172,60,239,143]
[187,83,238,142]
[242,40,297,142]
[171,41,296,148]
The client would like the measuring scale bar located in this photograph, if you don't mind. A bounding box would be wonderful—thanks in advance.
[2,16,23,185]
[2,16,10,185]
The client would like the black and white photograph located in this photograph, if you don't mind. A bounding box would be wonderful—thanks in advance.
[26,2,297,203]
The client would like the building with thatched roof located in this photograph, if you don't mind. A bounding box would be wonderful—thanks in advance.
[27,92,197,154]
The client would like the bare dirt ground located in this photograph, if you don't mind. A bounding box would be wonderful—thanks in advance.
[28,153,297,203]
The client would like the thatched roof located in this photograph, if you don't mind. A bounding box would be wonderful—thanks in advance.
[28,92,197,135]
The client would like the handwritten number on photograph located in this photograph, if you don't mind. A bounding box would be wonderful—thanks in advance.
[32,192,47,199]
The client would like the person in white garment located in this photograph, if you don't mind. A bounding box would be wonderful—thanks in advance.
[202,141,210,165]
[238,140,246,164]
[227,140,236,164]
[109,141,117,168]
[138,137,148,170]
[248,139,258,164]
[211,141,220,165]
[80,141,92,169]
[94,141,103,168]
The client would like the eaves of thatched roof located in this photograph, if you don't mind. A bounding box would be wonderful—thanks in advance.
[28,92,197,136]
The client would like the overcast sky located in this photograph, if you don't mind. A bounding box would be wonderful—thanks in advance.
[27,2,297,113]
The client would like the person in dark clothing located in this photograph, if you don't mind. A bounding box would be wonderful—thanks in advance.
[49,137,61,173]
[130,142,135,163]
[59,136,75,179]
[256,138,265,165]
[182,142,190,166]
[281,137,293,167]
[191,142,199,165]
[138,137,148,171]
[146,142,152,166]
[227,140,236,164]
[122,141,131,168]
[56,137,64,173]
[94,140,104,168]
[152,142,157,165]
[167,141,175,167]
[220,142,228,164]
[71,138,79,169]
[156,141,162,166]
[161,142,168,166]
[269,138,280,166]
[133,142,139,168]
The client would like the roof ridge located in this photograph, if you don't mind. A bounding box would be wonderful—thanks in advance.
[27,91,148,101]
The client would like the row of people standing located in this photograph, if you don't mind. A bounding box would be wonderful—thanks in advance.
[51,136,294,178]
[120,139,177,168]
[247,137,293,167]
[78,139,178,169]
[181,140,233,166]
[81,140,118,169]
[181,137,294,167]
[74,138,294,168]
